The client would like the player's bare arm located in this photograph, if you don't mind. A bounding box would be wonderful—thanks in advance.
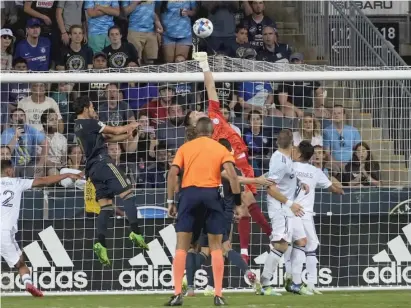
[32,173,82,187]
[221,170,274,187]
[103,131,134,143]
[193,52,219,102]
[328,183,344,195]
[166,165,180,217]
[101,121,139,136]
[267,184,304,217]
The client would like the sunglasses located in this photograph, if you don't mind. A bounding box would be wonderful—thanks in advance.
[1,35,12,40]
[339,135,345,147]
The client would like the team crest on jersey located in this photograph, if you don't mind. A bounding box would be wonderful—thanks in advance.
[41,47,46,54]
[110,52,127,68]
[212,118,219,125]
[249,27,256,34]
[67,55,85,70]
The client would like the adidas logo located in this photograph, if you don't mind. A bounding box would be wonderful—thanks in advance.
[120,224,208,288]
[364,223,411,284]
[1,226,88,290]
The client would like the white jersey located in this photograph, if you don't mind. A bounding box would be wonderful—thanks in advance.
[0,177,33,232]
[293,162,332,218]
[266,151,297,217]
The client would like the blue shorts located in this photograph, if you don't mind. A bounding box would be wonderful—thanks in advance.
[199,211,233,247]
[162,33,192,45]
[176,187,225,235]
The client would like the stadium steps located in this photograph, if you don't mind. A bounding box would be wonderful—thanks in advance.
[350,113,373,129]
[275,21,300,35]
[381,168,409,186]
[325,99,361,110]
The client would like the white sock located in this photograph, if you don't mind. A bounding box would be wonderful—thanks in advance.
[283,245,292,276]
[261,248,283,286]
[306,252,318,288]
[21,273,32,286]
[291,245,306,285]
[241,248,249,256]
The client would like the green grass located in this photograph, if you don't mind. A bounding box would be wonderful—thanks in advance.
[2,291,411,308]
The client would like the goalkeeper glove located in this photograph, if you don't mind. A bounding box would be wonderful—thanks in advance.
[193,52,210,72]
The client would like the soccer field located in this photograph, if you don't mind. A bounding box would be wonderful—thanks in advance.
[2,291,411,308]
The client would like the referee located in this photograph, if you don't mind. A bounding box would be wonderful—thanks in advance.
[166,117,242,306]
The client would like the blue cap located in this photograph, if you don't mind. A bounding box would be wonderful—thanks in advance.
[26,18,42,28]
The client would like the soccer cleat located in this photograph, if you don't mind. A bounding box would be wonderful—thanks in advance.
[204,285,215,296]
[259,287,282,296]
[307,285,323,295]
[245,270,261,294]
[284,273,292,293]
[214,296,227,306]
[165,294,183,306]
[186,287,195,297]
[93,243,111,266]
[290,283,313,295]
[182,276,188,295]
[26,283,43,297]
[129,232,149,250]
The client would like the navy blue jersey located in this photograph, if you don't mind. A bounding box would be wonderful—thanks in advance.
[256,43,292,63]
[74,119,108,168]
[14,37,51,71]
[242,15,276,48]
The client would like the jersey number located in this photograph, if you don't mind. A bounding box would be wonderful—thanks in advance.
[2,190,15,207]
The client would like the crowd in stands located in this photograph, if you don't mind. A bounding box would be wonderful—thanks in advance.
[0,1,381,190]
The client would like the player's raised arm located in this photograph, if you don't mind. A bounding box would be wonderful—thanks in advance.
[193,52,219,102]
[32,173,82,187]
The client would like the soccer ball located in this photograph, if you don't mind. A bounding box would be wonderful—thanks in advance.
[193,18,213,39]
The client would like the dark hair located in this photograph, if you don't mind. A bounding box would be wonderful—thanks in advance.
[247,110,262,122]
[73,96,92,115]
[13,57,27,67]
[68,144,81,155]
[108,25,122,36]
[0,145,11,153]
[333,104,346,114]
[235,24,247,33]
[41,108,56,124]
[277,129,293,149]
[219,138,232,152]
[185,126,197,141]
[352,142,379,173]
[298,141,315,161]
[10,108,26,119]
[1,159,13,172]
[183,110,193,127]
[69,24,83,34]
[196,117,214,136]
[106,83,119,89]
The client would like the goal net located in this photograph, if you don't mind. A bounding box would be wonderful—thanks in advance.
[1,57,411,295]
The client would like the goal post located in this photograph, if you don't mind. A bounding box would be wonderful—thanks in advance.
[1,57,411,295]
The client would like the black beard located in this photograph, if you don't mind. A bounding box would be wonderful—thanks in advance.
[45,125,57,134]
[169,117,184,126]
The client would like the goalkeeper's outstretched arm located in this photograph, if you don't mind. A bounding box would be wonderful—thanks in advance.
[194,52,219,102]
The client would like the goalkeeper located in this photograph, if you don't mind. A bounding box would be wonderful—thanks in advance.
[184,52,272,263]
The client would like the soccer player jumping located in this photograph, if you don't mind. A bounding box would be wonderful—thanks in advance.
[73,96,148,266]
[185,52,272,262]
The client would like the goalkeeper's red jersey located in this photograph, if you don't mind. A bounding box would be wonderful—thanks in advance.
[208,100,248,155]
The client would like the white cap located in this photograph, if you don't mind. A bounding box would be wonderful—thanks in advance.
[1,28,15,38]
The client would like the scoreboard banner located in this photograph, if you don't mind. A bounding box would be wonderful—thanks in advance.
[1,214,411,293]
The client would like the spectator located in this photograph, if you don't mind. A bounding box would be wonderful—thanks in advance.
[87,52,109,106]
[59,144,86,189]
[1,2,18,29]
[0,145,12,160]
[143,83,176,127]
[56,25,93,71]
[159,1,196,63]
[85,0,120,53]
[18,83,64,133]
[206,1,237,54]
[107,142,136,186]
[136,114,157,163]
[41,108,67,176]
[103,25,139,68]
[323,105,361,168]
[221,105,241,136]
[24,1,59,60]
[237,80,282,116]
[242,1,275,48]
[174,54,198,107]
[278,53,329,119]
[156,103,186,151]
[341,142,380,187]
[242,110,272,176]
[122,82,158,111]
[312,145,342,187]
[98,83,136,126]
[1,58,31,128]
[293,114,323,146]
[146,143,171,188]
[14,18,51,71]
[0,108,47,176]
[1,28,14,70]
[226,24,253,58]
[256,25,291,63]
[122,0,162,65]
[49,82,75,134]
[56,1,86,47]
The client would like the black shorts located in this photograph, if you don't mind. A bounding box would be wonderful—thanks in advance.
[87,158,131,201]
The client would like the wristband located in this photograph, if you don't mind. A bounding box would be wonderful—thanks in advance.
[201,63,210,72]
[166,199,174,204]
[233,193,241,206]
[285,200,293,207]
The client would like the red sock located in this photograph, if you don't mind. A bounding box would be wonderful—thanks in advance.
[238,216,251,255]
[248,203,272,236]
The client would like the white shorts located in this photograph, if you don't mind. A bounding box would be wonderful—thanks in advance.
[270,214,306,243]
[302,217,319,249]
[1,230,22,268]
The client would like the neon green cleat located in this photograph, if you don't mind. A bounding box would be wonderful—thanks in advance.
[259,287,282,296]
[93,243,111,266]
[203,286,215,296]
[129,232,149,250]
[182,275,188,295]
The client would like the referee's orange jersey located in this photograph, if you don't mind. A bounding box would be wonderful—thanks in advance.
[172,136,235,188]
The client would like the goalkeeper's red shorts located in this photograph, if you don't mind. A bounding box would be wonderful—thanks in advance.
[235,152,257,195]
